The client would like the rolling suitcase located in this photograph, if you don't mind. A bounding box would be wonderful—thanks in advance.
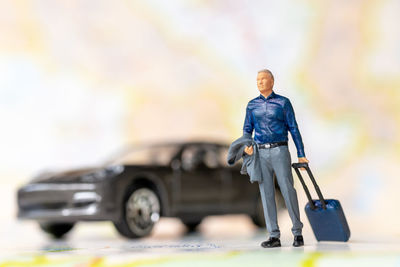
[292,163,351,242]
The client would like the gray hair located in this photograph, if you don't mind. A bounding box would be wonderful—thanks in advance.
[258,69,274,80]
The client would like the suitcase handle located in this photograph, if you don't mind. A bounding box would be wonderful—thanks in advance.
[292,163,327,210]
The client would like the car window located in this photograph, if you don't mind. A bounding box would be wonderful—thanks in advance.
[203,148,219,169]
[181,146,202,170]
[181,145,219,170]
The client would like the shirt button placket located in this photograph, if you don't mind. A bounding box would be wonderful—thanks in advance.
[264,100,269,143]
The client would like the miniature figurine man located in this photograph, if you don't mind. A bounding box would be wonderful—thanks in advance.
[243,69,309,248]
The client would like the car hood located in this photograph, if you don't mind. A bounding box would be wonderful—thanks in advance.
[31,167,103,183]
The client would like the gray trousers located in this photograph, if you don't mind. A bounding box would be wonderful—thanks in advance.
[258,145,303,238]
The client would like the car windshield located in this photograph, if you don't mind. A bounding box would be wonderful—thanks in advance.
[106,143,180,166]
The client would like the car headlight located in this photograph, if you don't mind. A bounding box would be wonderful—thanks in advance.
[81,165,124,182]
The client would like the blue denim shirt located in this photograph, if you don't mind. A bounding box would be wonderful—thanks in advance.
[243,91,305,158]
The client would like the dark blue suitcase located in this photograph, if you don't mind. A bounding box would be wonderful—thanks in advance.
[292,163,351,242]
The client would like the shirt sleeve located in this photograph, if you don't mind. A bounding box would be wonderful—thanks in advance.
[284,99,305,158]
[243,104,254,138]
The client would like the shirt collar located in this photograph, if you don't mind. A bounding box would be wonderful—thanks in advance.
[259,91,276,101]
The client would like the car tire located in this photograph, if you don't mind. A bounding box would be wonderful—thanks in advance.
[113,186,161,239]
[183,220,202,232]
[38,222,75,239]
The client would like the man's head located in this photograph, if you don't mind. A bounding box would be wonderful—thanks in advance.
[257,69,274,94]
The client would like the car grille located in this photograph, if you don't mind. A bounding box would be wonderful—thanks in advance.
[20,202,68,212]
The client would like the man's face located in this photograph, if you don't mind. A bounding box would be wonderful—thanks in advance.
[257,72,274,93]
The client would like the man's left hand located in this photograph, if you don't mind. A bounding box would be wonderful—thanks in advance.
[298,157,309,171]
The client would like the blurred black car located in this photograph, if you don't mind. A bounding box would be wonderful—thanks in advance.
[17,141,283,239]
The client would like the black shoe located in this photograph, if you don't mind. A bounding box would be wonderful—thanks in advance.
[261,237,281,248]
[293,235,304,247]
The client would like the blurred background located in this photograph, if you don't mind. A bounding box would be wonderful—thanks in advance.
[1,0,400,255]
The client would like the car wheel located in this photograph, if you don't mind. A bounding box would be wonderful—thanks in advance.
[113,187,161,239]
[183,220,202,232]
[39,222,75,239]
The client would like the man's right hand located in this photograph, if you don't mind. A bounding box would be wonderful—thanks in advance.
[244,145,253,155]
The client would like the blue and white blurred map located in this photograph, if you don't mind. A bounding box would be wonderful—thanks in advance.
[1,0,400,266]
